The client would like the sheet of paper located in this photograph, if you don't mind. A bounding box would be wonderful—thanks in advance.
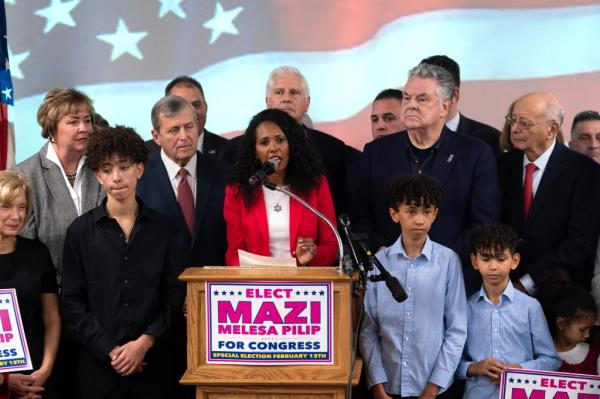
[238,249,297,267]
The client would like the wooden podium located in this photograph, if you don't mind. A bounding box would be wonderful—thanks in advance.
[179,267,362,399]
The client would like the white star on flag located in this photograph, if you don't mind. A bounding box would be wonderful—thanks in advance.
[158,0,186,19]
[2,87,12,101]
[7,46,30,79]
[203,2,243,45]
[97,18,148,62]
[34,0,80,34]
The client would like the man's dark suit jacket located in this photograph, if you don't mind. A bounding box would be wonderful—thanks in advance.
[456,113,502,157]
[223,126,349,215]
[137,151,230,268]
[145,129,229,160]
[351,127,501,294]
[498,142,600,289]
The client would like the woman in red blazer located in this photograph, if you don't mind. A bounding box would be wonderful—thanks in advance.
[224,109,337,266]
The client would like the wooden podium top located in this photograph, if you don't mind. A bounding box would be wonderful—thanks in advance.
[179,266,351,283]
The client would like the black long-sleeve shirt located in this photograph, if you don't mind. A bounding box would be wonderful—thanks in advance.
[60,198,184,362]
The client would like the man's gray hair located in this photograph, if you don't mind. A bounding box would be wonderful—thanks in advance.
[151,95,197,131]
[265,65,310,98]
[545,100,565,127]
[408,63,456,102]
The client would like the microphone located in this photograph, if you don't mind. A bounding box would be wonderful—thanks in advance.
[357,240,408,303]
[383,274,409,303]
[248,159,279,186]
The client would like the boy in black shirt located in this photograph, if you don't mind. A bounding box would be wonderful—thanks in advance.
[61,126,183,399]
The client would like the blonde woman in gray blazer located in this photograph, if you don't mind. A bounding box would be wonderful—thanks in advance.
[14,88,105,285]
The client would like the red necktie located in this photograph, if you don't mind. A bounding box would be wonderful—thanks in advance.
[523,162,538,218]
[177,168,195,233]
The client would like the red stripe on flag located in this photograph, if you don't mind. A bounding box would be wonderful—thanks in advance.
[0,104,8,170]
[271,0,600,50]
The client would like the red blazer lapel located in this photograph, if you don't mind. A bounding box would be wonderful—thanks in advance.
[289,191,303,253]
[250,188,270,255]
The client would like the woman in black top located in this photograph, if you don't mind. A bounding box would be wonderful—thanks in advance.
[0,171,60,398]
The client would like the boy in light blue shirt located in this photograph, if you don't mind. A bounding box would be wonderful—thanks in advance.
[456,224,560,399]
[360,175,467,399]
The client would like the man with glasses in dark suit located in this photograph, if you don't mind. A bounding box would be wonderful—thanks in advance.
[498,92,600,293]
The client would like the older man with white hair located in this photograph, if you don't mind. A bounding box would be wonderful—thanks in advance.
[351,63,500,295]
[498,92,600,293]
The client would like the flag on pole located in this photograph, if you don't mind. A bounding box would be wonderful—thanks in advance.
[1,0,15,170]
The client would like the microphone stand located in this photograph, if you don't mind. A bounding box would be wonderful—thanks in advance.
[336,216,370,399]
[263,182,344,272]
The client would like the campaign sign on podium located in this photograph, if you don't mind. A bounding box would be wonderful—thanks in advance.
[500,368,600,398]
[206,281,333,365]
[0,289,32,373]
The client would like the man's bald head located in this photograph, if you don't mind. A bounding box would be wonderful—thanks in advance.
[509,92,563,160]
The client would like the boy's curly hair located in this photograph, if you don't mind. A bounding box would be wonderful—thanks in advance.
[85,125,148,171]
[386,174,441,210]
[470,223,519,256]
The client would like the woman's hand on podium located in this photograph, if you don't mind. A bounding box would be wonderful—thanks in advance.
[293,237,317,266]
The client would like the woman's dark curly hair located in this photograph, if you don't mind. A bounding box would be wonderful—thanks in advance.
[85,125,149,171]
[230,109,324,206]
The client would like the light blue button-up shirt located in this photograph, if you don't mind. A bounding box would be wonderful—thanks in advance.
[456,281,561,399]
[359,236,467,397]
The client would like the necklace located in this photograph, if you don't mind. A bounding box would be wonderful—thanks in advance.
[265,186,287,212]
[65,170,77,181]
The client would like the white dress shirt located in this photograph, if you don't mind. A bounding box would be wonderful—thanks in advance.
[46,143,86,215]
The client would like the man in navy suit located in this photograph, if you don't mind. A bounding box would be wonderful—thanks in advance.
[137,95,229,398]
[351,63,500,295]
[146,76,229,159]
[138,95,228,267]
[420,55,502,157]
[498,92,600,292]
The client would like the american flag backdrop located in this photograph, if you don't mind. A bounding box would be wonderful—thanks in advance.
[5,0,600,163]
[1,0,14,170]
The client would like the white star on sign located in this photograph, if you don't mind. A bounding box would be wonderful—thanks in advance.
[203,2,243,45]
[97,18,148,62]
[7,46,31,79]
[1,87,12,101]
[158,0,186,19]
[34,0,80,34]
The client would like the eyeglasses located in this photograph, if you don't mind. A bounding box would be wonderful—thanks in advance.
[505,115,555,130]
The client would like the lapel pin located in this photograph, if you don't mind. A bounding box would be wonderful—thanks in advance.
[447,154,454,163]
